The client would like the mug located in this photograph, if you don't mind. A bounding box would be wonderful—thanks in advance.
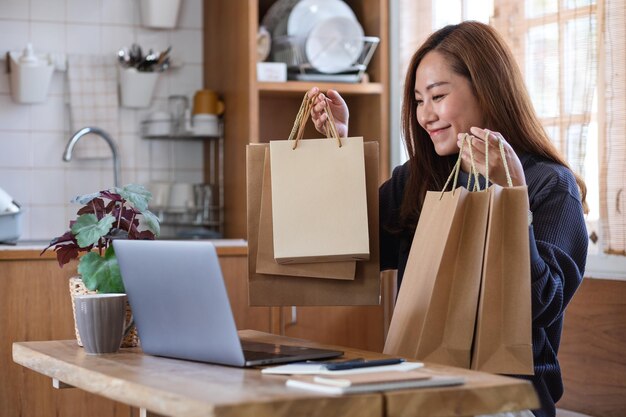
[193,89,224,115]
[168,182,196,213]
[74,294,132,354]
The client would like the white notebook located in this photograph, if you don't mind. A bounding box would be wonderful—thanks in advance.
[285,371,465,395]
[262,361,423,375]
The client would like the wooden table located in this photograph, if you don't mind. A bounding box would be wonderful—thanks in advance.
[12,330,539,417]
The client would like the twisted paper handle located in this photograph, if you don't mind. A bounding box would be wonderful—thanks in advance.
[440,133,485,198]
[288,92,342,150]
[483,129,513,187]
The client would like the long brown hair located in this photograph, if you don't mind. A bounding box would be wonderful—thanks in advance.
[399,21,587,232]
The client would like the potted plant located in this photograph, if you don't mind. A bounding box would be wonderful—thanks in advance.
[42,184,160,347]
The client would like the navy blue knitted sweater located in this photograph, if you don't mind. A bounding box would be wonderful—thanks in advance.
[379,153,588,417]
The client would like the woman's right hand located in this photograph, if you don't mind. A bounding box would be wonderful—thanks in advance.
[307,87,349,138]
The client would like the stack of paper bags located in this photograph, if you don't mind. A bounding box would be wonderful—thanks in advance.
[246,138,380,306]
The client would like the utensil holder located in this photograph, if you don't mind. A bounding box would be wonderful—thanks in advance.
[8,52,54,104]
[140,0,182,29]
[119,68,159,108]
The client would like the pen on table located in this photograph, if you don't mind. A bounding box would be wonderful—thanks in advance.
[324,358,405,371]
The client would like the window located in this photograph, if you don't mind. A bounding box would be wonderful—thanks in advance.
[492,0,626,260]
[396,0,626,267]
[494,0,600,243]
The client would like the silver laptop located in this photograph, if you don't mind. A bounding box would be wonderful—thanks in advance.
[113,240,343,367]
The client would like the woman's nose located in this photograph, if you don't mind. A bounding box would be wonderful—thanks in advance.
[418,101,437,125]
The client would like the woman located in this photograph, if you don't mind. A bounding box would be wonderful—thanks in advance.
[309,21,588,417]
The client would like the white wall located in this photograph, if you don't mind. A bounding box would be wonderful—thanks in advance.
[0,0,205,240]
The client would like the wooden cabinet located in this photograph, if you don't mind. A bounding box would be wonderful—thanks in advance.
[0,255,131,417]
[0,248,269,417]
[203,0,390,239]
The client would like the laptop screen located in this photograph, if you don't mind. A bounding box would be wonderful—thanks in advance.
[113,240,342,367]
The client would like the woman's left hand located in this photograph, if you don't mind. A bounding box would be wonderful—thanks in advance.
[456,127,527,187]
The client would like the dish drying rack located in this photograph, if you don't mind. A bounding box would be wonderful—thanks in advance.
[271,36,379,83]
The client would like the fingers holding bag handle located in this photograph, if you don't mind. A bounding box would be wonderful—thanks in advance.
[308,87,350,139]
[456,127,527,187]
[290,92,342,149]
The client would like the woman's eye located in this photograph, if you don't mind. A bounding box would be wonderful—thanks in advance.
[415,99,423,106]
[433,94,445,101]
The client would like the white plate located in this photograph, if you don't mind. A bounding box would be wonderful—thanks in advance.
[287,0,357,38]
[305,16,364,74]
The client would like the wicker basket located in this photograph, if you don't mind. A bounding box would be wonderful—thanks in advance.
[69,276,139,348]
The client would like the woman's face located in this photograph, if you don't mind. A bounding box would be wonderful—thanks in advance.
[414,51,484,156]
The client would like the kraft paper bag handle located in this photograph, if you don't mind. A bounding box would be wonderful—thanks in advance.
[441,131,514,199]
[288,92,342,150]
[440,134,482,198]
[482,129,513,187]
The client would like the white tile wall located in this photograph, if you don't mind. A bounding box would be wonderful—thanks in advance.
[0,0,205,240]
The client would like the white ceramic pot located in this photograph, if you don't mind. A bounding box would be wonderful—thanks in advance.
[119,68,159,108]
[140,0,182,29]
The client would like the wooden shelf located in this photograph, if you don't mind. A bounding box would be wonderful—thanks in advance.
[257,81,384,96]
[204,0,389,239]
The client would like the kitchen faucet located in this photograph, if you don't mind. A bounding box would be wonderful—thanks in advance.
[63,127,120,187]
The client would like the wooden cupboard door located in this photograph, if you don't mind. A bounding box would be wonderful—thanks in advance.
[219,255,273,332]
[1,258,132,417]
[281,305,386,352]
[279,272,397,353]
[559,278,626,417]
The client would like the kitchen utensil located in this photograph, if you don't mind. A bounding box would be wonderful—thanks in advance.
[157,46,172,65]
[136,49,158,71]
[117,47,131,68]
[128,44,143,67]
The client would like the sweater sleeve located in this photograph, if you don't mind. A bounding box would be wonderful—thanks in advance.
[526,167,588,328]
[379,163,409,271]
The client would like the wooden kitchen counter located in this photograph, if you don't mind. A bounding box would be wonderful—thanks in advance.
[0,239,248,260]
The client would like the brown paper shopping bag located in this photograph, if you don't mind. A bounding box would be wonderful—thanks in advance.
[471,183,533,375]
[384,136,490,368]
[269,136,370,264]
[383,186,490,368]
[256,147,357,280]
[246,141,380,306]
